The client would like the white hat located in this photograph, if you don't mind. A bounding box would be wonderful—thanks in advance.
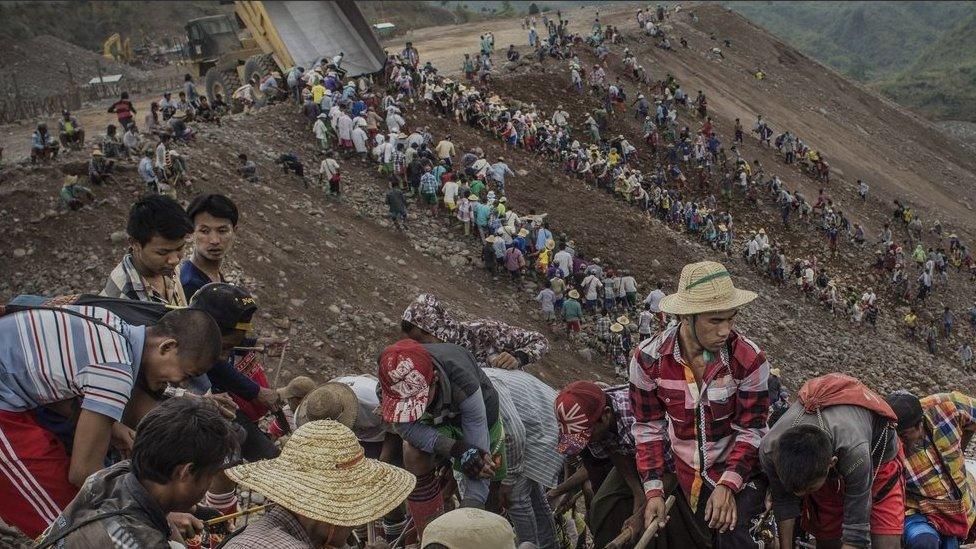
[422,508,517,548]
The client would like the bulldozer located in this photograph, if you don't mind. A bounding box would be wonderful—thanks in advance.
[185,0,387,103]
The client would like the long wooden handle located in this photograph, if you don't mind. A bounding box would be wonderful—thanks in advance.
[609,495,675,549]
[204,503,271,526]
[635,495,675,549]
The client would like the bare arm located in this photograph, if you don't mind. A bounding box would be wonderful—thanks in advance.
[69,409,114,487]
[611,452,646,511]
[549,465,588,498]
[777,517,795,549]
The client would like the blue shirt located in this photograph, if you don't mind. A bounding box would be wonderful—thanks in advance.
[351,100,366,117]
[535,228,552,251]
[0,305,145,422]
[474,203,492,227]
[513,236,527,253]
[177,260,260,400]
[178,259,214,301]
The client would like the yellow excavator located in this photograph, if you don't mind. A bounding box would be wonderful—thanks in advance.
[103,33,134,63]
[184,0,386,103]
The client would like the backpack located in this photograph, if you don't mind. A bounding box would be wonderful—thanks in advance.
[796,373,896,422]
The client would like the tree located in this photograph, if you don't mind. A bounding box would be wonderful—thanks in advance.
[528,3,540,15]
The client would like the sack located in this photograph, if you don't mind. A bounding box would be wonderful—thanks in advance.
[3,294,171,327]
[796,373,896,421]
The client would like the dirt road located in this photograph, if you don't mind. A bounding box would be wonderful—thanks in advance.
[381,3,639,74]
[0,93,158,163]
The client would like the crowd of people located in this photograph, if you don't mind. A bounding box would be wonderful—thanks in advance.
[6,4,976,549]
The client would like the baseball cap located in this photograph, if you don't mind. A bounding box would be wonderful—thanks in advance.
[554,381,608,455]
[189,283,258,334]
[422,508,516,548]
[378,339,435,423]
[277,375,317,401]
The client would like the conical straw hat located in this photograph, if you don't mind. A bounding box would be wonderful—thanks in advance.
[225,420,415,526]
[659,261,757,315]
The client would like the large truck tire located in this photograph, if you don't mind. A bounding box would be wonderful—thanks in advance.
[204,66,240,106]
[243,53,277,85]
[243,53,279,103]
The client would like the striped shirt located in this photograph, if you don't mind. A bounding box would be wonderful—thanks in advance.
[484,368,565,489]
[0,306,145,422]
[102,254,187,307]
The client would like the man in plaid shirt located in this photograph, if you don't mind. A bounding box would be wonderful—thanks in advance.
[629,261,769,547]
[886,391,976,548]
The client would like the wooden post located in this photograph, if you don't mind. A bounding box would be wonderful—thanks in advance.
[65,62,82,111]
[11,73,24,121]
[95,60,106,96]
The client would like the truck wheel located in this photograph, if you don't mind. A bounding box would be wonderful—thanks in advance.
[203,67,240,112]
[204,67,240,105]
[244,53,278,101]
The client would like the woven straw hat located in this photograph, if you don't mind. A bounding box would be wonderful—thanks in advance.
[568,289,580,299]
[294,382,359,429]
[659,261,757,315]
[225,420,414,526]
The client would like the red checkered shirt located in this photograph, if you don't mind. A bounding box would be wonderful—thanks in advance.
[629,325,770,508]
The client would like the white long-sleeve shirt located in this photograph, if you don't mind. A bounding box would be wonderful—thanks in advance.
[336,114,353,140]
[313,119,329,140]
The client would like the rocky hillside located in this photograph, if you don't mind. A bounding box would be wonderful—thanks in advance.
[0,105,597,389]
[3,3,976,401]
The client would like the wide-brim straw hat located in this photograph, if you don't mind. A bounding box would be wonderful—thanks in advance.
[225,420,415,526]
[616,315,630,326]
[659,261,757,315]
[567,289,580,299]
[610,322,624,333]
[294,382,359,429]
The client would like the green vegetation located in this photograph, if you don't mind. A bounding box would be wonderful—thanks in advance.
[358,1,456,32]
[725,1,976,121]
[876,12,976,122]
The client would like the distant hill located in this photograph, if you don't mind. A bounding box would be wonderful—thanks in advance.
[0,1,229,52]
[359,1,455,32]
[725,1,976,121]
[876,11,976,122]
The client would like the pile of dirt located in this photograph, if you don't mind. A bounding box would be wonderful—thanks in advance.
[0,35,151,100]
